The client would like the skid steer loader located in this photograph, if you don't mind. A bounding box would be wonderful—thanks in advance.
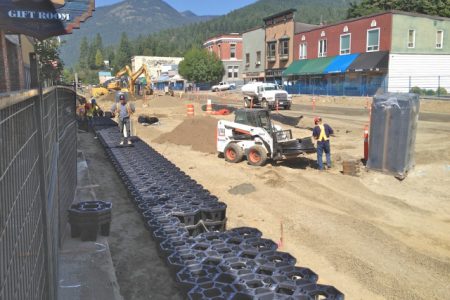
[217,109,315,166]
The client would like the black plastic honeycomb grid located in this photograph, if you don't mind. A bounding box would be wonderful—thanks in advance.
[93,118,344,300]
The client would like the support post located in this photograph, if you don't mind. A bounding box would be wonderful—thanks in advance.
[17,35,25,90]
[1,30,11,92]
[438,76,441,97]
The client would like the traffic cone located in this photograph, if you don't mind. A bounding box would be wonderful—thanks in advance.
[206,99,213,114]
[187,104,194,117]
[364,125,369,162]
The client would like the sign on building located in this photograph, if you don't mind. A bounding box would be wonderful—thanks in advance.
[0,0,95,39]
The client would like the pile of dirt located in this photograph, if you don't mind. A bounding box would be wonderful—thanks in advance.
[153,116,218,154]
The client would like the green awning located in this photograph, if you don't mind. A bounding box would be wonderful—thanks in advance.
[298,57,334,75]
[284,56,335,76]
[283,60,309,76]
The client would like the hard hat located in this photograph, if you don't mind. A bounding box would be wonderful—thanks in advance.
[119,94,126,101]
[314,117,321,124]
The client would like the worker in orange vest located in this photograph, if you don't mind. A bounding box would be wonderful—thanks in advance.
[111,94,135,145]
[312,117,334,170]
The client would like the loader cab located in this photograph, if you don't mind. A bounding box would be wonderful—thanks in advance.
[234,109,273,133]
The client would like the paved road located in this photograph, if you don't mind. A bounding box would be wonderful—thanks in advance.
[292,104,450,123]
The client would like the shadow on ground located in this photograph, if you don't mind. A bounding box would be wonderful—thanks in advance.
[272,157,317,170]
[78,130,183,300]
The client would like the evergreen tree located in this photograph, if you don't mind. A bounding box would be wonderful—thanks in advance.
[79,37,89,69]
[347,0,450,18]
[94,33,103,53]
[179,48,224,83]
[113,32,132,72]
[95,49,104,69]
[88,42,96,69]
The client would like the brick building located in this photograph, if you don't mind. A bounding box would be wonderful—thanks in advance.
[284,11,450,95]
[263,9,318,84]
[203,33,243,83]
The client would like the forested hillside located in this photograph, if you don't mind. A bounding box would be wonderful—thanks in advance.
[61,0,216,66]
[128,0,354,59]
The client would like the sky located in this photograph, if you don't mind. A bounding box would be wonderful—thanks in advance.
[96,0,258,15]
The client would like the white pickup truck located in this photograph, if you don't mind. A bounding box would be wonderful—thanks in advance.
[211,81,235,92]
[241,82,292,110]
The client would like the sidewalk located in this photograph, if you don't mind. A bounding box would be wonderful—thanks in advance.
[57,139,123,300]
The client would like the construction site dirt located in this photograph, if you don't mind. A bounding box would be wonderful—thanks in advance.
[95,92,450,300]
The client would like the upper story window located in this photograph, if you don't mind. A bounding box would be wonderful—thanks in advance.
[279,39,289,60]
[408,30,415,48]
[256,51,261,65]
[230,44,236,58]
[318,39,327,57]
[436,30,444,49]
[267,42,276,59]
[367,28,380,52]
[228,66,238,78]
[340,34,351,55]
[245,53,250,66]
[299,43,307,60]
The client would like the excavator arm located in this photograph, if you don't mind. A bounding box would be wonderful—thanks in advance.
[115,65,133,78]
[113,64,153,95]
[130,64,153,95]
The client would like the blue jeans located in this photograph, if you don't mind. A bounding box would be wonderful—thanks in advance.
[317,140,331,170]
[118,117,131,142]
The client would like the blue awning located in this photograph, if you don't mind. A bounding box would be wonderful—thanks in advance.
[156,75,170,82]
[324,53,359,74]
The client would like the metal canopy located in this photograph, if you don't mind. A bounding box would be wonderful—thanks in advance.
[283,57,334,76]
[347,51,390,72]
[324,53,360,74]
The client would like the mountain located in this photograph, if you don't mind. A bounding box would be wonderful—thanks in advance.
[114,0,358,61]
[60,0,216,66]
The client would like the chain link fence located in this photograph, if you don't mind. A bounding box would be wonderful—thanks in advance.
[0,86,77,300]
[284,75,450,98]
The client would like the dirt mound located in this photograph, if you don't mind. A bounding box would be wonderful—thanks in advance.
[154,116,218,154]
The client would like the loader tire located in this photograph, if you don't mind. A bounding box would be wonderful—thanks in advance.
[224,144,244,163]
[247,145,268,166]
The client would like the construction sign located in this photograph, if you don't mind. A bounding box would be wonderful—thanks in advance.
[0,0,95,39]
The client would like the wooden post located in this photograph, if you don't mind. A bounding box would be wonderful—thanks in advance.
[17,35,25,90]
[0,30,11,92]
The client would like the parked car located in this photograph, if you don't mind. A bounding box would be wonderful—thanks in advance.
[211,82,235,92]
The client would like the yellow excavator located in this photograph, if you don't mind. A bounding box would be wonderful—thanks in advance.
[131,64,153,95]
[107,65,133,91]
[109,65,153,95]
